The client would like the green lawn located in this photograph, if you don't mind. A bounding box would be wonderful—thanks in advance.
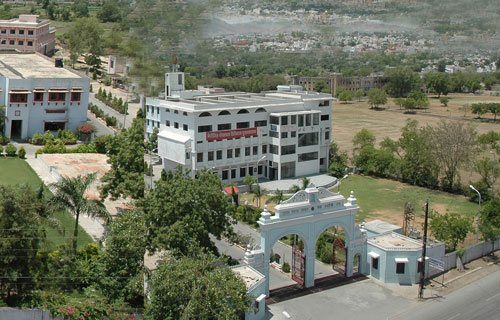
[337,175,478,224]
[0,158,93,248]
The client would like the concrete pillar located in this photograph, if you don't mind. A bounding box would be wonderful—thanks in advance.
[304,245,316,288]
[345,247,353,277]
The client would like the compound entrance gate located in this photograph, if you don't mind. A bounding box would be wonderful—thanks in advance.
[256,187,368,296]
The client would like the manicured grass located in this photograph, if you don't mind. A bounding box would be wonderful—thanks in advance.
[338,175,478,224]
[0,158,93,248]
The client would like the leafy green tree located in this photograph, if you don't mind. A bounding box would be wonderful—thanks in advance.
[142,169,235,257]
[329,141,349,178]
[214,64,227,78]
[145,254,250,320]
[101,116,145,200]
[50,173,107,253]
[425,121,477,191]
[338,89,353,103]
[243,175,257,193]
[385,67,421,98]
[147,127,159,152]
[367,88,387,109]
[425,72,450,97]
[66,17,104,69]
[407,90,429,109]
[301,176,311,190]
[353,128,376,154]
[478,200,500,242]
[72,0,89,17]
[97,0,125,23]
[353,89,364,101]
[99,210,146,306]
[471,103,488,119]
[439,96,450,107]
[430,211,472,252]
[0,185,47,304]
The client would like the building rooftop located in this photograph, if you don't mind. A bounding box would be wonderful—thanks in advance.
[364,219,402,236]
[368,232,422,251]
[0,14,48,26]
[231,265,265,291]
[0,53,81,79]
[147,91,332,112]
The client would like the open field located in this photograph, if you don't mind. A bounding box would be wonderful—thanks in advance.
[339,174,478,229]
[0,158,93,248]
[333,93,500,152]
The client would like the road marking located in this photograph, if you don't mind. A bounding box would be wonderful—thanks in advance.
[445,313,461,320]
[486,292,500,301]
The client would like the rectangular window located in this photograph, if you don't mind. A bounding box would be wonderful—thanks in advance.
[235,148,241,158]
[313,113,319,125]
[258,166,263,174]
[178,74,183,85]
[9,93,28,103]
[417,261,424,273]
[70,92,81,102]
[305,114,311,126]
[49,92,66,101]
[28,30,33,35]
[262,145,267,154]
[270,116,279,125]
[174,110,178,114]
[0,29,5,34]
[319,100,330,107]
[320,158,325,165]
[34,92,44,102]
[216,150,223,160]
[281,132,288,139]
[281,145,296,155]
[321,114,330,121]
[19,29,24,35]
[254,120,267,127]
[291,115,297,124]
[245,147,250,156]
[174,122,179,129]
[227,149,233,159]
[197,125,212,133]
[298,152,318,162]
[396,262,405,274]
[183,112,187,116]
[269,131,279,138]
[218,123,231,130]
[18,41,24,46]
[208,151,214,161]
[372,258,379,270]
[197,152,203,163]
[269,144,279,155]
[9,40,14,45]
[253,146,258,155]
[325,131,330,141]
[222,170,228,180]
[166,120,170,126]
[240,167,246,178]
[157,107,160,114]
[0,40,5,44]
[298,115,304,127]
[298,132,319,147]
[281,116,288,125]
[186,152,190,160]
[248,166,254,175]
[10,29,15,34]
[291,131,297,138]
[236,122,249,129]
[183,124,188,131]
[231,169,236,179]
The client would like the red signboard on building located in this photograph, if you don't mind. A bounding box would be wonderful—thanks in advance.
[206,127,258,142]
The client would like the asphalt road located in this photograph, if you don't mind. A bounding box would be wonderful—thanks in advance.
[390,269,500,320]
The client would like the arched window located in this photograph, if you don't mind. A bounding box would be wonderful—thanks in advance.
[237,109,249,114]
[255,107,267,113]
[218,110,231,116]
[199,112,212,117]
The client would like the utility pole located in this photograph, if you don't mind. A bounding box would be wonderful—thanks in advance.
[418,199,429,299]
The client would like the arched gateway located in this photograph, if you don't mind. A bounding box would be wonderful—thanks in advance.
[243,186,368,295]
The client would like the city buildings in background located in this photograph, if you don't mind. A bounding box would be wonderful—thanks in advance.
[0,53,89,140]
[0,14,55,56]
[289,73,387,97]
[145,72,333,182]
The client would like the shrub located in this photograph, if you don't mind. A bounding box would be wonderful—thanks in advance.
[43,131,55,144]
[57,130,78,145]
[282,262,291,273]
[5,143,17,157]
[0,135,10,145]
[105,116,117,127]
[39,139,66,154]
[70,143,98,153]
[31,133,44,145]
[18,146,26,159]
[93,135,112,154]
[77,123,95,135]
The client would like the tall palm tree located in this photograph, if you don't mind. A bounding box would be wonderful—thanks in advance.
[50,173,108,253]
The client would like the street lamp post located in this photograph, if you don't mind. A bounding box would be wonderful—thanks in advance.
[256,155,267,179]
[336,174,350,193]
[469,184,481,211]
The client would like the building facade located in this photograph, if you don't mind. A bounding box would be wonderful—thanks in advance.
[1,53,89,140]
[0,15,55,55]
[289,73,387,97]
[146,72,333,182]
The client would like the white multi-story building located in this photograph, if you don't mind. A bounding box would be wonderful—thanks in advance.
[0,53,89,140]
[145,72,333,182]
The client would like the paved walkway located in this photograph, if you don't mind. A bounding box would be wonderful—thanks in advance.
[259,174,338,192]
